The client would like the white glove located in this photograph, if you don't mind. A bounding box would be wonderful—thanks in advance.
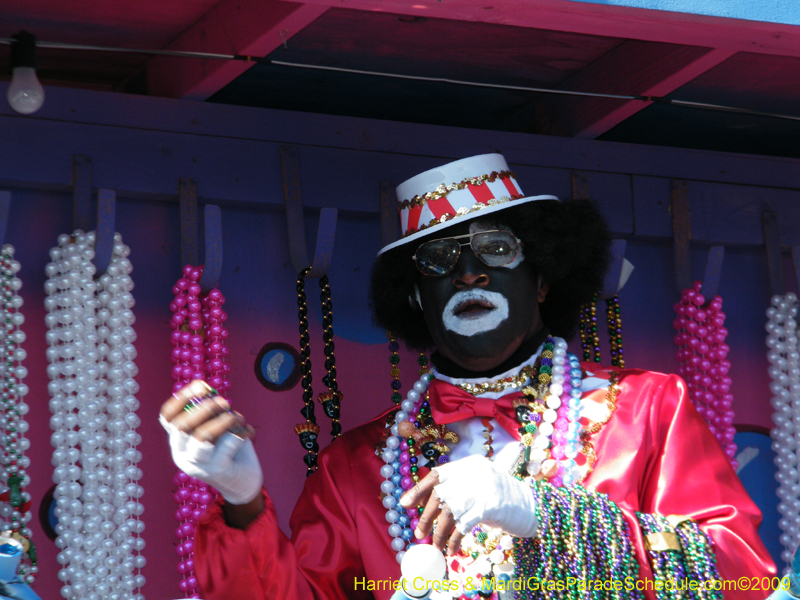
[434,454,537,538]
[160,415,263,505]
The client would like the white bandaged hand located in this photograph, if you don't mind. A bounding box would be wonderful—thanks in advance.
[434,454,537,538]
[160,415,263,505]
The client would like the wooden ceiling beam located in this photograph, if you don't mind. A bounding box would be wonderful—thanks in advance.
[287,0,800,59]
[498,42,735,137]
[572,47,736,139]
[146,0,328,100]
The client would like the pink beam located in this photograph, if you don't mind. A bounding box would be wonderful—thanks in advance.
[286,0,800,59]
[147,0,328,100]
[575,47,737,139]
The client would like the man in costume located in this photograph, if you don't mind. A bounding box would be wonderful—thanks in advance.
[161,154,777,600]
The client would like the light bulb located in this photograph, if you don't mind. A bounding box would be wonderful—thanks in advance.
[8,67,45,115]
[7,31,44,115]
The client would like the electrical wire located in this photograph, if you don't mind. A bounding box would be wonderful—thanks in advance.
[2,36,800,123]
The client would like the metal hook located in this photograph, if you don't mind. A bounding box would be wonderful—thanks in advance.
[601,240,634,299]
[700,246,725,302]
[178,178,223,289]
[281,145,337,278]
[792,246,800,297]
[199,204,223,292]
[763,211,785,296]
[0,192,10,246]
[93,189,116,276]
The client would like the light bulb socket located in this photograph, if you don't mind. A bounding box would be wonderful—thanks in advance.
[10,31,37,70]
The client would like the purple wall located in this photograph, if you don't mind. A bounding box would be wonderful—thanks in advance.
[1,84,799,597]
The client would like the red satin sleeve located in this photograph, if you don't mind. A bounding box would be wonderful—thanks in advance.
[193,417,400,600]
[586,369,776,600]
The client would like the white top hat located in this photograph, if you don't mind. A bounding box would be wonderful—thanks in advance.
[378,153,558,255]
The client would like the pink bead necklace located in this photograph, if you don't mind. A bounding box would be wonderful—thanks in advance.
[672,281,737,466]
[168,265,231,598]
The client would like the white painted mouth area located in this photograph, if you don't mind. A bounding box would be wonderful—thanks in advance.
[442,289,509,337]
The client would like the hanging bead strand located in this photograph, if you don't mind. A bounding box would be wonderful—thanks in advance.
[0,244,34,582]
[317,274,342,438]
[606,295,625,368]
[579,296,601,363]
[767,293,800,568]
[47,230,145,600]
[168,265,230,598]
[294,268,320,476]
[673,281,736,465]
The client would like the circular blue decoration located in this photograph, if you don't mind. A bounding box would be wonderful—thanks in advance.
[254,342,301,391]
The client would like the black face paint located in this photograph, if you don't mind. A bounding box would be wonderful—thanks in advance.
[417,219,546,373]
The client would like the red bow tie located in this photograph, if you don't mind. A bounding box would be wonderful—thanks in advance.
[427,378,524,439]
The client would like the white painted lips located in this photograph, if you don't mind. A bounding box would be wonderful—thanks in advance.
[442,290,510,337]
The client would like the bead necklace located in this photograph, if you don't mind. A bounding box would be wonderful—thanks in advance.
[672,281,736,465]
[380,372,440,563]
[455,365,534,396]
[0,244,34,583]
[169,264,230,598]
[506,337,585,487]
[606,295,625,368]
[318,274,342,438]
[294,268,320,476]
[294,270,344,475]
[511,481,642,600]
[579,294,601,363]
[47,230,145,600]
[766,292,800,566]
[388,333,402,405]
[579,294,625,367]
[379,335,594,596]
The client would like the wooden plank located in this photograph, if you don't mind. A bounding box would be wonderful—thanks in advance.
[671,180,692,291]
[3,85,800,192]
[506,42,709,136]
[146,0,328,100]
[289,0,800,59]
[574,48,737,139]
[379,181,398,248]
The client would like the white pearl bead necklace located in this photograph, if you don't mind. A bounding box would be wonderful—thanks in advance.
[46,231,145,600]
[767,293,800,567]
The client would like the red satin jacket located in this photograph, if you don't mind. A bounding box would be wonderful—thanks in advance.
[194,368,776,599]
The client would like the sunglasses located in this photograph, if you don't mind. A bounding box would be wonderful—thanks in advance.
[412,230,521,276]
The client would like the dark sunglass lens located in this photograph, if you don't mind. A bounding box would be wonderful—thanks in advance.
[472,232,518,266]
[415,239,460,275]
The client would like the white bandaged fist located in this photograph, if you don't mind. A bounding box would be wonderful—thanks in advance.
[160,415,263,505]
[434,454,538,538]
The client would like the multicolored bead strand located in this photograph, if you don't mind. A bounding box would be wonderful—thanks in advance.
[168,264,230,598]
[673,282,736,466]
[379,372,436,564]
[388,333,402,406]
[579,296,601,363]
[418,352,429,376]
[511,481,641,600]
[606,295,625,368]
[766,293,800,567]
[637,513,722,600]
[0,244,35,582]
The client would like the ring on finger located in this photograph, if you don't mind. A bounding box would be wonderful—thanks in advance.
[227,423,248,441]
